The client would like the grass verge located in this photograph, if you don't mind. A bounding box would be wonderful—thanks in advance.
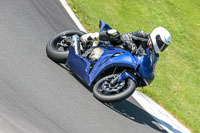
[67,0,200,132]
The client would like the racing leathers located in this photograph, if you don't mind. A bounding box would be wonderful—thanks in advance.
[99,30,149,54]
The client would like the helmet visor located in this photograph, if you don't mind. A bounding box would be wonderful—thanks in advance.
[156,35,168,52]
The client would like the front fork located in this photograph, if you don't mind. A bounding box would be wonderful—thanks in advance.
[110,70,137,86]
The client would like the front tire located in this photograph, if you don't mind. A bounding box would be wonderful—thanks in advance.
[93,74,136,103]
[46,30,86,63]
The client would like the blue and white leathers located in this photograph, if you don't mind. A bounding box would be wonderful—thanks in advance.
[66,20,155,87]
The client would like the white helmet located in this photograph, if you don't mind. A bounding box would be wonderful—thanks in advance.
[150,27,171,54]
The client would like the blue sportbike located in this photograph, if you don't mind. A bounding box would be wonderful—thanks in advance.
[46,20,155,103]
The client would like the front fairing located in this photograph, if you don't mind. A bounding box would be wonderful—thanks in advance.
[135,48,155,86]
[67,44,155,87]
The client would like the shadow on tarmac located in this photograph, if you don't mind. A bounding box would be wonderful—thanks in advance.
[105,100,168,133]
[105,100,182,133]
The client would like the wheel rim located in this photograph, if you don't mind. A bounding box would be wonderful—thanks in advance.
[98,76,126,95]
[52,34,72,52]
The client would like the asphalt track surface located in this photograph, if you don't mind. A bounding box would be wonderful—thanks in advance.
[0,0,167,133]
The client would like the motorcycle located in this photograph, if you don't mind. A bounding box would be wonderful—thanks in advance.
[46,20,155,103]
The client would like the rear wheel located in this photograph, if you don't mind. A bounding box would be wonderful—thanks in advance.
[46,30,86,63]
[93,74,136,103]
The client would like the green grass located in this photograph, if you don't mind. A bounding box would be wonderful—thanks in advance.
[67,0,200,132]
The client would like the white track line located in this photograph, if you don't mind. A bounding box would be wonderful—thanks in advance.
[59,0,191,132]
[60,0,87,32]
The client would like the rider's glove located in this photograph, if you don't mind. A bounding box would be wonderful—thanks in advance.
[80,32,100,43]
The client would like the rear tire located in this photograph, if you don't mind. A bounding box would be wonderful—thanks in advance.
[46,30,86,63]
[93,74,136,103]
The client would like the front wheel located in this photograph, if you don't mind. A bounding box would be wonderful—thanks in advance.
[46,30,86,63]
[93,74,136,103]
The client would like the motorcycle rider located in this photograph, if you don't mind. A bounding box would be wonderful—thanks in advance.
[80,27,171,68]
